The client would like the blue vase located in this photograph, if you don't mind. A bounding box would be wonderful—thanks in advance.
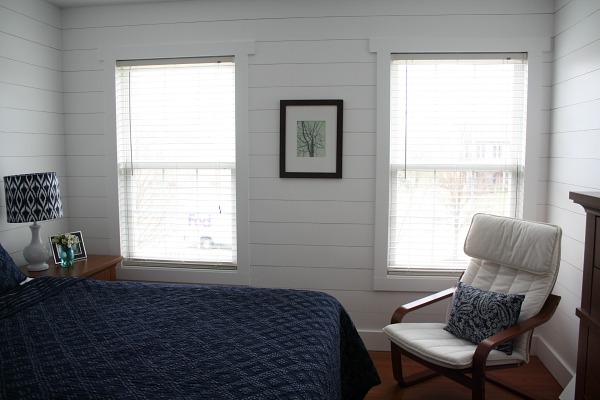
[60,246,75,268]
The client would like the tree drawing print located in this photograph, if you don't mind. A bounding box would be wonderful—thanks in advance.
[296,120,326,157]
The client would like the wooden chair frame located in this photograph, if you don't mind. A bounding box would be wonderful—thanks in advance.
[390,287,561,400]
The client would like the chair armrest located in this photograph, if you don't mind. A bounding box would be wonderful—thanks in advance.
[472,293,561,368]
[391,287,456,324]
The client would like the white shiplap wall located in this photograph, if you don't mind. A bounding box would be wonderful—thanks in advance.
[0,0,69,264]
[58,0,555,353]
[4,0,579,384]
[536,0,600,388]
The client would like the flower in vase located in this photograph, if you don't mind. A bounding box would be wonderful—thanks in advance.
[52,233,80,248]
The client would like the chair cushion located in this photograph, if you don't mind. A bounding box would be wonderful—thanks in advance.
[464,213,561,275]
[444,282,524,355]
[383,322,528,369]
[0,242,27,294]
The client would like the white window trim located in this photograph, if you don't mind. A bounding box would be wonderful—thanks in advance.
[370,36,550,292]
[101,41,254,286]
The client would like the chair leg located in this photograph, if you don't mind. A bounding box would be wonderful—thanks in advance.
[472,368,486,400]
[390,343,440,386]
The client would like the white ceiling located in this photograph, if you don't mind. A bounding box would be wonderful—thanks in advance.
[46,0,183,8]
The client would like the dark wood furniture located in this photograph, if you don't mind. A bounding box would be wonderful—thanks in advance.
[21,254,122,281]
[570,192,600,400]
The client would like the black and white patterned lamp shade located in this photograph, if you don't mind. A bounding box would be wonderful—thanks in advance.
[4,172,63,223]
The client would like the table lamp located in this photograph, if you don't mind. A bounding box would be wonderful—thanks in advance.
[3,172,63,271]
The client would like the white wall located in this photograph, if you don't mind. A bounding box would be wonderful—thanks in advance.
[58,0,555,352]
[536,0,600,388]
[0,0,69,264]
[4,0,575,384]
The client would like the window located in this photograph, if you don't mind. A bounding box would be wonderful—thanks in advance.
[388,53,527,275]
[115,57,236,269]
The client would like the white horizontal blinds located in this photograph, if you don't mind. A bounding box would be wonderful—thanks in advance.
[115,57,236,268]
[389,53,527,274]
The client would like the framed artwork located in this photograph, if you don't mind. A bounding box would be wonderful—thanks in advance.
[49,231,87,264]
[280,99,343,178]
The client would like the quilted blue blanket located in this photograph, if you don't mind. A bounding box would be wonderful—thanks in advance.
[0,277,380,399]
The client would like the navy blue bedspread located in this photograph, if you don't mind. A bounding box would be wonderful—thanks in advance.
[0,277,380,399]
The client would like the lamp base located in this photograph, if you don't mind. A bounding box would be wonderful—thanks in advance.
[23,222,50,271]
[26,261,49,272]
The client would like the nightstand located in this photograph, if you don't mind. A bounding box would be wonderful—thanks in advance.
[20,254,123,281]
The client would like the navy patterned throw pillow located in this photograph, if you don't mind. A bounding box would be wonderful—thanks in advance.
[444,281,525,355]
[0,242,27,294]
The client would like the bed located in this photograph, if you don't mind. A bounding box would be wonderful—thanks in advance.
[0,246,380,399]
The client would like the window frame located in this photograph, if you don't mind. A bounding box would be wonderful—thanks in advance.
[115,57,237,269]
[370,37,550,292]
[102,41,254,286]
[388,53,527,276]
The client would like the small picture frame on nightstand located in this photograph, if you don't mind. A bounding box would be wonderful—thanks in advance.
[49,231,87,264]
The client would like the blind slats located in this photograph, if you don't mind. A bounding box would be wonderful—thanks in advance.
[116,58,236,268]
[388,54,527,274]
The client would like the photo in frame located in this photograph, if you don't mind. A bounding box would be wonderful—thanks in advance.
[280,99,343,178]
[49,231,87,264]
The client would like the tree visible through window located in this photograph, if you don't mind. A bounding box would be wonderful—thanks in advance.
[388,53,527,275]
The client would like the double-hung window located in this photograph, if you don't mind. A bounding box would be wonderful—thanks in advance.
[388,53,528,276]
[115,57,236,269]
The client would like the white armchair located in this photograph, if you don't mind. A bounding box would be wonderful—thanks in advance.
[383,213,562,400]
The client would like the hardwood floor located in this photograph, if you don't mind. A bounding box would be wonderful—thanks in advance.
[365,351,563,400]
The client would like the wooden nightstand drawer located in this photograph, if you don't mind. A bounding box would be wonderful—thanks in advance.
[21,254,122,281]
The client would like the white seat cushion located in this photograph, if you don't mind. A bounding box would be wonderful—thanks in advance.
[383,322,528,369]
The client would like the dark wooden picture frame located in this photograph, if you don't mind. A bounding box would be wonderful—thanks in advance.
[280,99,343,178]
[49,231,87,264]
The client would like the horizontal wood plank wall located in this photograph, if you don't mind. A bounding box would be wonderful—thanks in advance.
[60,0,554,347]
[58,0,554,357]
[539,0,600,388]
[0,0,68,264]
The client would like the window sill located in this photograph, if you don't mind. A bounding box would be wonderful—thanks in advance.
[117,264,249,286]
[374,275,458,292]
